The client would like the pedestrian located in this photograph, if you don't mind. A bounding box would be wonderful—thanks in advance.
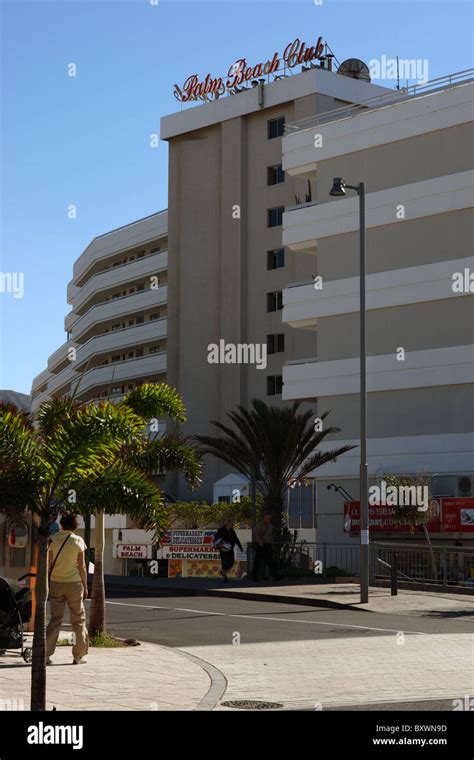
[213,518,243,583]
[252,512,281,582]
[46,513,89,665]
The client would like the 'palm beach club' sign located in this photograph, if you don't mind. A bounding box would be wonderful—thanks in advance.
[174,36,325,103]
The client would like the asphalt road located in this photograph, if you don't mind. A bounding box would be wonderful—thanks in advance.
[97,591,474,648]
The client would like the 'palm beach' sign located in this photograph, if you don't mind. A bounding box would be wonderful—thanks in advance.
[174,36,325,103]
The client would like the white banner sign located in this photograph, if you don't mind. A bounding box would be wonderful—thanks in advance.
[116,544,149,559]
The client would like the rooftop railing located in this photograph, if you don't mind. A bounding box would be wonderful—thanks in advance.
[285,68,474,134]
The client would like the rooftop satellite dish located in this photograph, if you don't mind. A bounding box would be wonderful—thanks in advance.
[337,58,371,82]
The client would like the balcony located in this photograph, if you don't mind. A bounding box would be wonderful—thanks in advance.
[71,250,168,314]
[283,73,474,177]
[282,171,474,254]
[31,367,52,393]
[283,256,474,329]
[66,285,168,338]
[72,210,168,287]
[31,388,51,413]
[296,432,474,480]
[47,364,80,397]
[282,345,474,401]
[70,352,167,398]
[75,319,167,371]
[47,341,78,373]
[46,320,167,397]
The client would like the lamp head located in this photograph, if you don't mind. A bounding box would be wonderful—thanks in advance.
[329,177,346,197]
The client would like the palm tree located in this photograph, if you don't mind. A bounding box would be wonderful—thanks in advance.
[86,383,202,635]
[0,385,191,711]
[195,399,355,537]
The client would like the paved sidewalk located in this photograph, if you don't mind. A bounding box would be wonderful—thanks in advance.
[0,631,210,711]
[184,631,473,711]
[2,624,472,712]
[105,575,474,620]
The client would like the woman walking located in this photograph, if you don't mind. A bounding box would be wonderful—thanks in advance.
[46,513,89,665]
[213,519,243,583]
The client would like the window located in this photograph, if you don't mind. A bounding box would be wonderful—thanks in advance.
[137,284,145,292]
[150,247,161,254]
[267,206,284,228]
[111,322,125,332]
[136,348,144,358]
[111,386,124,395]
[267,248,285,270]
[287,483,315,529]
[218,496,230,504]
[267,375,283,396]
[137,251,145,259]
[267,291,283,312]
[136,316,144,324]
[149,346,161,354]
[149,313,160,321]
[267,116,285,139]
[111,355,121,363]
[267,334,285,354]
[267,164,285,186]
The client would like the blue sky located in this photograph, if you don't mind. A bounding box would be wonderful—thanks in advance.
[1,0,472,394]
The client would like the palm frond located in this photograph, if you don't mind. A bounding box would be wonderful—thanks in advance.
[64,460,166,540]
[126,434,202,490]
[121,383,186,423]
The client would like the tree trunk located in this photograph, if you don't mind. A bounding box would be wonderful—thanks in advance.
[84,512,91,565]
[265,493,284,541]
[30,523,48,711]
[89,511,105,636]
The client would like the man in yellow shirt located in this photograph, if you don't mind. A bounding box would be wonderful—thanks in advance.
[46,513,89,665]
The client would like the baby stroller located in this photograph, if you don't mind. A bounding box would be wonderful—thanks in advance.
[0,573,35,663]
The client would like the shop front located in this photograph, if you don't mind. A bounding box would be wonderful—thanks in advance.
[157,529,249,579]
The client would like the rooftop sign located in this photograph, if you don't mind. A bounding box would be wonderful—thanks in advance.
[174,36,325,103]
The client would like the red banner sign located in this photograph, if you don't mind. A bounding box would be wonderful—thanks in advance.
[344,497,474,534]
[174,36,325,102]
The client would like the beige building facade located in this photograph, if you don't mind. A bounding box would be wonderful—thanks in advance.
[282,74,474,542]
[161,65,392,507]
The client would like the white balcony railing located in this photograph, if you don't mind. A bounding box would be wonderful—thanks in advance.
[66,285,168,337]
[285,69,474,134]
[71,250,168,314]
[72,210,168,286]
[47,341,78,373]
[283,345,474,401]
[45,319,167,397]
[70,352,167,397]
[282,171,474,254]
[282,256,474,329]
[31,367,52,392]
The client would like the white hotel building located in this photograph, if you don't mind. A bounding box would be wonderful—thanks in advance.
[281,75,474,542]
[31,211,168,413]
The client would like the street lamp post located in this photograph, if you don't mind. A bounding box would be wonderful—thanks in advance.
[329,177,369,603]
